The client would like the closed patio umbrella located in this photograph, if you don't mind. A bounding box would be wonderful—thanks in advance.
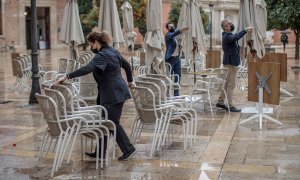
[177,0,207,62]
[121,1,136,50]
[145,0,165,74]
[238,0,267,60]
[98,0,124,49]
[121,0,137,70]
[59,0,85,61]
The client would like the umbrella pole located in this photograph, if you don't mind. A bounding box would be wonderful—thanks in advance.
[193,52,196,84]
[192,41,198,84]
[130,45,134,76]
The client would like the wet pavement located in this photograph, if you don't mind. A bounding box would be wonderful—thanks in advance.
[0,46,300,179]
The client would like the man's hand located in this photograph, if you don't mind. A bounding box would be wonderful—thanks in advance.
[180,26,189,33]
[245,27,253,32]
[128,82,135,87]
[54,74,68,85]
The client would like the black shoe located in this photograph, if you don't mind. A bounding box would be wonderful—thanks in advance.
[216,103,228,111]
[85,152,106,160]
[229,106,241,112]
[118,149,137,161]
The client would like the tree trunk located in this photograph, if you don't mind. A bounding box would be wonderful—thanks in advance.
[294,29,299,60]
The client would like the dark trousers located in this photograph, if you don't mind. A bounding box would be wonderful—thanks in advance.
[166,56,181,96]
[99,102,135,154]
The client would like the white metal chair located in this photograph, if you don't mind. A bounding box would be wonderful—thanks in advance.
[43,88,110,171]
[135,77,197,146]
[130,86,176,159]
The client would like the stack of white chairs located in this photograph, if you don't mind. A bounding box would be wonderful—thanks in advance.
[11,55,43,93]
[136,76,197,142]
[130,86,176,158]
[51,82,116,159]
[36,82,115,177]
[35,92,108,177]
[130,73,198,158]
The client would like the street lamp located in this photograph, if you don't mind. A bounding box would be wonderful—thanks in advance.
[29,0,41,104]
[209,2,213,50]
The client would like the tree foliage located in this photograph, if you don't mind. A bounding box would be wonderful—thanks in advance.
[78,0,147,49]
[78,0,98,49]
[168,0,209,33]
[266,0,300,59]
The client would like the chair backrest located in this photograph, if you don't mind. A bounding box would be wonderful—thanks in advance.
[58,58,69,73]
[129,86,158,124]
[135,80,162,105]
[52,84,75,113]
[79,73,98,100]
[35,93,63,137]
[12,59,23,77]
[44,88,67,117]
[145,74,173,97]
[137,65,150,75]
[67,59,77,73]
[137,76,168,101]
[165,62,172,77]
[78,55,88,65]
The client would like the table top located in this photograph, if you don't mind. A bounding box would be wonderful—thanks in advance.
[188,71,223,76]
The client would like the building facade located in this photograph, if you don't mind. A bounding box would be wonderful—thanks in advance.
[0,0,294,51]
[0,0,67,50]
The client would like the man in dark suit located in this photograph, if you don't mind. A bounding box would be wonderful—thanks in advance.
[56,31,136,161]
[165,22,189,96]
[216,19,252,112]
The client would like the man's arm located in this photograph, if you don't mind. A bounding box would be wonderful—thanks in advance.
[165,29,181,41]
[223,30,247,43]
[223,27,252,43]
[165,26,189,41]
[120,56,133,83]
[67,62,96,79]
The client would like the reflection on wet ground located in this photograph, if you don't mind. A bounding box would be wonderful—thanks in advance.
[0,48,300,179]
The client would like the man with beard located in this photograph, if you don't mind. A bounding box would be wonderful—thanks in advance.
[165,22,189,96]
[216,19,252,112]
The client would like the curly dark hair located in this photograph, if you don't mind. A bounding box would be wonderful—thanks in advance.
[165,21,173,29]
[87,31,112,46]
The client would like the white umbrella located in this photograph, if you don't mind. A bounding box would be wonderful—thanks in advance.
[145,0,165,74]
[59,0,85,60]
[121,1,137,50]
[98,0,124,49]
[121,1,137,70]
[177,0,207,62]
[238,0,266,60]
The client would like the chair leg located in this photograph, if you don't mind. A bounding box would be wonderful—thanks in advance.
[36,130,48,166]
[80,134,84,161]
[67,125,81,164]
[51,133,63,177]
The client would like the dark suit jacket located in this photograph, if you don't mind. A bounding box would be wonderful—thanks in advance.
[222,30,247,66]
[68,45,132,105]
[165,29,181,60]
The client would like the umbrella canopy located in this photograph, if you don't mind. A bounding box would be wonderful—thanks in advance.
[145,0,165,74]
[177,0,207,62]
[238,0,267,60]
[98,0,124,49]
[121,1,137,50]
[59,0,85,60]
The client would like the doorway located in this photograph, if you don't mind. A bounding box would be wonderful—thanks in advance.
[25,7,50,50]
